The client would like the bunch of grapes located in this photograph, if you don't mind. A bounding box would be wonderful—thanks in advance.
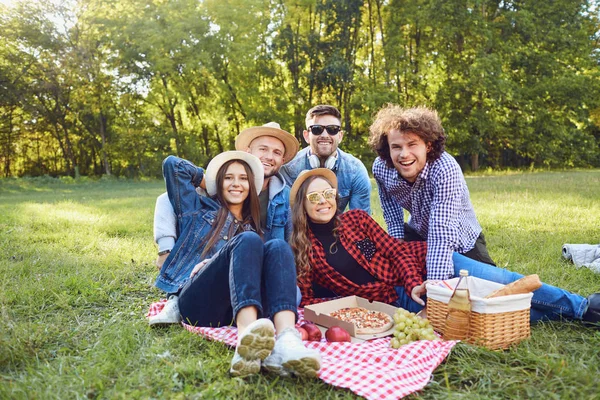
[390,308,438,349]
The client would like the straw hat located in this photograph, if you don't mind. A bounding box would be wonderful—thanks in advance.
[205,151,264,196]
[235,122,300,162]
[289,168,338,207]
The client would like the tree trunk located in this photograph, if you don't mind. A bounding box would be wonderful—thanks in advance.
[221,62,247,120]
[367,0,377,85]
[375,0,390,85]
[160,76,181,154]
[99,111,111,176]
[2,108,13,177]
[471,153,479,171]
[61,124,78,178]
[214,123,224,153]
[201,124,212,159]
[292,18,304,141]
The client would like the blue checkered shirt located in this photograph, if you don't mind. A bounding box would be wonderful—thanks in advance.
[372,152,482,280]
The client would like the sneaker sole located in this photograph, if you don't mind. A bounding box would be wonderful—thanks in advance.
[262,360,290,377]
[230,358,261,377]
[282,357,321,378]
[148,317,181,326]
[237,324,275,361]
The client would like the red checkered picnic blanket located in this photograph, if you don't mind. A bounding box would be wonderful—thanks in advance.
[147,300,456,400]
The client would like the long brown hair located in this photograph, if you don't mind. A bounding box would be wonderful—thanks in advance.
[201,160,262,257]
[290,175,341,280]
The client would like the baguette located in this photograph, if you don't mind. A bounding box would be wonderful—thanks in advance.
[485,274,542,298]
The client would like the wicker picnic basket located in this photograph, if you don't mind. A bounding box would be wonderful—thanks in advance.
[426,277,532,350]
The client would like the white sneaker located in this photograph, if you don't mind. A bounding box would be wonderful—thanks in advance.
[148,295,181,326]
[263,327,321,378]
[230,318,275,377]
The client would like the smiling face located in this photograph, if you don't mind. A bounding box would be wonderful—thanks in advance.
[388,129,431,183]
[303,177,337,224]
[221,162,250,207]
[303,114,343,159]
[247,135,285,180]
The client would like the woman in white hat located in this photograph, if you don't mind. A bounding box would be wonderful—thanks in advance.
[289,169,600,327]
[159,153,320,378]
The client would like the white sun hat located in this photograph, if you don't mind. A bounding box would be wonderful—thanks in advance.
[205,151,264,196]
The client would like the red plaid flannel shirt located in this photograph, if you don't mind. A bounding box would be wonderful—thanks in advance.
[299,209,427,306]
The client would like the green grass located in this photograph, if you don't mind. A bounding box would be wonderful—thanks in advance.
[1,171,599,399]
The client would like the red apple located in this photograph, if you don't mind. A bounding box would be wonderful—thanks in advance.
[325,326,351,342]
[300,322,322,341]
[296,326,308,340]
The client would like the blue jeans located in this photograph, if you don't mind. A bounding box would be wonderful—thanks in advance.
[178,232,298,327]
[394,253,588,321]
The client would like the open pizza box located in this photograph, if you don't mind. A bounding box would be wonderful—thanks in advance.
[303,296,399,343]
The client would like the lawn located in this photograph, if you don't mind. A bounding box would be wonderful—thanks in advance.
[1,171,599,399]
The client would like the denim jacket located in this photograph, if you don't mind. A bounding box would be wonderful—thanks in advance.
[155,156,242,294]
[153,171,291,253]
[264,173,292,242]
[280,147,372,214]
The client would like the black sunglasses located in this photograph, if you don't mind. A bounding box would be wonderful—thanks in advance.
[309,125,342,136]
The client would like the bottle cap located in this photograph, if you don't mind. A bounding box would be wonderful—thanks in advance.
[459,269,469,277]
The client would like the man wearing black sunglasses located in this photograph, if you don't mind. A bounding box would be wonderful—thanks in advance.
[281,105,371,214]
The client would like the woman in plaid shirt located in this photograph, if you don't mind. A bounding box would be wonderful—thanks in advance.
[289,168,429,308]
[289,168,600,326]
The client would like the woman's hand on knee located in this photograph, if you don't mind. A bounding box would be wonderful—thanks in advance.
[190,259,210,277]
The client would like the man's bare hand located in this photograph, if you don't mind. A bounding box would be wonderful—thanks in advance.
[410,282,427,306]
[156,253,169,270]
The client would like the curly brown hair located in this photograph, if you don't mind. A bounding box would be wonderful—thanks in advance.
[368,105,446,169]
[289,174,341,281]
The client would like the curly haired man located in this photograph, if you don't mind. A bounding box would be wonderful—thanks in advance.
[368,105,495,281]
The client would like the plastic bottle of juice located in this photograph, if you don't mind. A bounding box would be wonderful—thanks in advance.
[443,269,471,341]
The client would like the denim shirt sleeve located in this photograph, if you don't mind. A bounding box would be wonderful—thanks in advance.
[162,155,205,217]
[349,160,372,214]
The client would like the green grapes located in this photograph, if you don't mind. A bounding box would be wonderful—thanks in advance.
[390,307,439,349]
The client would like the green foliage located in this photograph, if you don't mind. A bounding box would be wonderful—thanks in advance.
[1,0,599,177]
[1,172,599,398]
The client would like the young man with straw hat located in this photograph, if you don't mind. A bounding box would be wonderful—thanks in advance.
[150,122,300,326]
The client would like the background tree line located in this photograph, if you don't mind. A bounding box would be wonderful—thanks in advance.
[1,0,599,178]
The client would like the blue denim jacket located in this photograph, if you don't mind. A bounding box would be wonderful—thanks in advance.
[280,147,372,214]
[263,173,292,242]
[153,172,291,250]
[155,156,239,294]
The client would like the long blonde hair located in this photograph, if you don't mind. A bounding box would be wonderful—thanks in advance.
[290,175,341,280]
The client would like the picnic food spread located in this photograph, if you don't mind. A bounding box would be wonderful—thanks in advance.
[329,307,393,334]
[390,307,438,348]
